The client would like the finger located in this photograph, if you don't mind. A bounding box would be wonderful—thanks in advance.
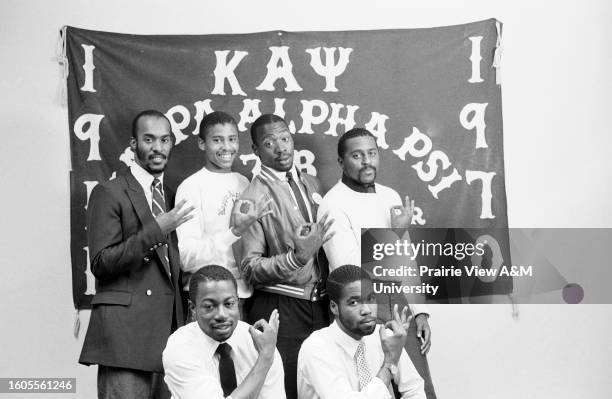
[257,196,272,211]
[180,213,195,224]
[177,210,195,223]
[259,209,273,219]
[322,218,335,234]
[293,225,305,239]
[401,306,409,324]
[386,320,403,334]
[404,315,413,330]
[252,319,267,331]
[393,304,400,322]
[248,325,261,337]
[404,195,410,210]
[379,324,388,340]
[177,205,196,217]
[175,198,188,210]
[420,333,431,355]
[232,198,244,213]
[268,309,279,325]
[317,212,330,227]
[322,231,336,244]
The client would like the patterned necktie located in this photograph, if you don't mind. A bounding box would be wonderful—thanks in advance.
[151,179,170,277]
[354,341,373,391]
[216,343,237,396]
[286,171,311,222]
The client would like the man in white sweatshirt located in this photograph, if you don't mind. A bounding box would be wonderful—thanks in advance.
[317,128,437,399]
[176,111,269,305]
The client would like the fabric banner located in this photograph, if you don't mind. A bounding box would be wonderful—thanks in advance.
[63,19,509,309]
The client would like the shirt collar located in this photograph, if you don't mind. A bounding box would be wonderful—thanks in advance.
[261,164,298,182]
[341,174,376,193]
[130,161,164,190]
[198,322,240,360]
[330,319,362,358]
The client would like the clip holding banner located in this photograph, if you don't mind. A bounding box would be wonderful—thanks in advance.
[55,26,68,107]
[492,20,503,85]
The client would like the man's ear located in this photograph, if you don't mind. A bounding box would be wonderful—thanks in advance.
[188,300,196,321]
[337,156,344,167]
[252,143,259,157]
[129,137,137,152]
[330,300,339,318]
[197,137,206,151]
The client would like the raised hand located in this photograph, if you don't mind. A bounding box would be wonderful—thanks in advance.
[293,213,335,265]
[390,195,415,228]
[415,313,432,355]
[392,304,412,332]
[230,196,273,236]
[155,199,195,234]
[379,317,408,365]
[248,309,279,361]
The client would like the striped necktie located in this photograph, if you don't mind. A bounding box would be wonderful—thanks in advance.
[151,178,171,277]
[354,341,373,390]
[286,171,311,222]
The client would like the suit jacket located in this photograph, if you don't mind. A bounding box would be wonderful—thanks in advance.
[240,167,328,301]
[79,170,185,372]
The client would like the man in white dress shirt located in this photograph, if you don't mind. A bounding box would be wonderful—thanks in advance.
[297,265,425,399]
[317,128,436,398]
[163,265,286,399]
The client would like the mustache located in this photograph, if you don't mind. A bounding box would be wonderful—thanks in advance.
[359,166,376,173]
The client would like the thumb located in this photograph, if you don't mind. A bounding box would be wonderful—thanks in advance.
[248,325,260,339]
[379,324,387,340]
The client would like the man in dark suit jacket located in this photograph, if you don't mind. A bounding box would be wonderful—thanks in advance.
[79,110,194,399]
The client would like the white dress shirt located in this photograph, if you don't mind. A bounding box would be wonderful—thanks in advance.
[163,321,286,399]
[297,321,425,399]
[130,162,164,210]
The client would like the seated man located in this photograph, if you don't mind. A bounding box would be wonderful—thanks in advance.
[163,265,286,399]
[297,265,425,399]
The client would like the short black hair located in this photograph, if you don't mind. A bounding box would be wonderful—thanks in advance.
[326,264,364,304]
[337,128,376,158]
[188,265,238,303]
[131,109,171,139]
[199,111,237,140]
[250,114,287,146]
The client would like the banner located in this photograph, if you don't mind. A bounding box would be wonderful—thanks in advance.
[64,19,509,309]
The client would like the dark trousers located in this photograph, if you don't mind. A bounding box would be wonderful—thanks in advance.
[97,365,170,399]
[244,290,329,399]
[404,319,437,399]
[376,295,437,399]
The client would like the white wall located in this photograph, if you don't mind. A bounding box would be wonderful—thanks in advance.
[1,0,610,398]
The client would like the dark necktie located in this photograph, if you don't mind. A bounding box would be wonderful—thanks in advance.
[216,343,237,396]
[151,179,171,277]
[286,171,311,223]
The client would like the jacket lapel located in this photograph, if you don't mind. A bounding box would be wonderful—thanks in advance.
[124,171,173,286]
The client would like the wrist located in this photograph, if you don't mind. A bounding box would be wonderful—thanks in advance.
[294,250,309,266]
[256,350,275,367]
[376,364,393,385]
[383,362,398,375]
[383,353,400,366]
